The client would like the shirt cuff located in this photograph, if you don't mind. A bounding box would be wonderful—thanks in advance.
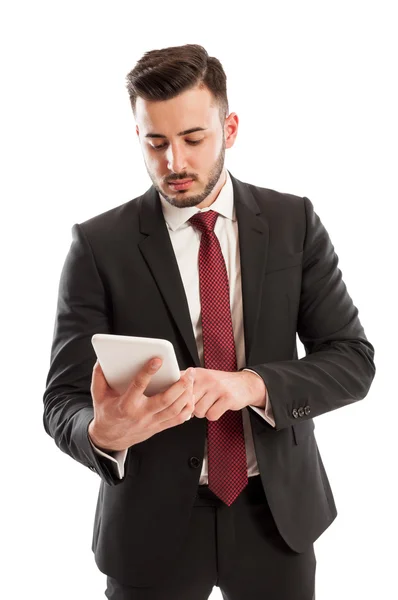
[243,368,276,427]
[88,437,128,479]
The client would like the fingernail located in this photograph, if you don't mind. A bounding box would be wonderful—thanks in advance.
[151,359,161,370]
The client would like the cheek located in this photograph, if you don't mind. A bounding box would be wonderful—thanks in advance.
[145,152,163,174]
[195,145,218,168]
[206,140,222,161]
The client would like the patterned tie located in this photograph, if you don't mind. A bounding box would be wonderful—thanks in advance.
[189,210,248,506]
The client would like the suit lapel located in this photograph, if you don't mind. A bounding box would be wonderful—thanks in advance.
[137,186,201,366]
[229,172,269,365]
[137,172,269,368]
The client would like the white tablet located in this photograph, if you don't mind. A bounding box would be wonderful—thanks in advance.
[91,334,181,397]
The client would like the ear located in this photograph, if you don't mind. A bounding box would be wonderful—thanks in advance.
[224,113,239,149]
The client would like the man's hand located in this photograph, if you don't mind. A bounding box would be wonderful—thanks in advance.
[88,359,195,452]
[191,368,267,421]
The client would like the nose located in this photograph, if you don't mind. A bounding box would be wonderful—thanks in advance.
[166,143,188,174]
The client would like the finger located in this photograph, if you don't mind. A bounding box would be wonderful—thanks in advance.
[180,368,195,380]
[125,357,163,397]
[192,390,205,405]
[193,391,228,420]
[152,369,194,413]
[158,378,195,425]
[154,369,194,418]
[193,391,215,418]
[205,396,230,421]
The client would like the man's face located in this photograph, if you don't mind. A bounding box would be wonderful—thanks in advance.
[135,85,238,208]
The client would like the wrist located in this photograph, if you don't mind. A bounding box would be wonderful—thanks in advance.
[242,371,267,408]
[88,420,117,453]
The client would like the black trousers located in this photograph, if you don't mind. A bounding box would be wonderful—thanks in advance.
[105,475,316,600]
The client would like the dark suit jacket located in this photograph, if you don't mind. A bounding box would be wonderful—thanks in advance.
[43,171,375,586]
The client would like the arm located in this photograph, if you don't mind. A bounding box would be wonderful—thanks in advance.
[89,435,128,479]
[246,196,375,431]
[243,369,275,426]
[43,223,124,485]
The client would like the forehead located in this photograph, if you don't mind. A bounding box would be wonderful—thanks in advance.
[135,86,220,135]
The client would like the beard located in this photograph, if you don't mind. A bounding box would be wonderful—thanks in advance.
[146,142,226,209]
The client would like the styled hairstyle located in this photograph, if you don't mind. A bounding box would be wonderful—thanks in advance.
[125,44,229,124]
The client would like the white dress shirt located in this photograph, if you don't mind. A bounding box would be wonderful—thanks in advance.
[90,169,275,479]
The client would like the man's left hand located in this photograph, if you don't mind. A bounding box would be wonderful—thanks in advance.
[188,368,267,421]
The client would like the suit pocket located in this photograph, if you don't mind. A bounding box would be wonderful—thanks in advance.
[292,419,315,445]
[265,250,303,274]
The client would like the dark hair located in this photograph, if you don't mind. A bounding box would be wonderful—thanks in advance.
[125,44,229,124]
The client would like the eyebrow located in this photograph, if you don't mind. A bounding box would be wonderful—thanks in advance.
[144,127,208,139]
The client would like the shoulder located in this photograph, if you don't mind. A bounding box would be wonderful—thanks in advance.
[233,174,307,224]
[247,181,304,212]
[72,189,151,254]
[79,195,142,235]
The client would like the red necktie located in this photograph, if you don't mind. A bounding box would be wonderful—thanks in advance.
[189,210,248,506]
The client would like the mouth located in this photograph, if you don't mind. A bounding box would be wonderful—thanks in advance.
[168,179,194,191]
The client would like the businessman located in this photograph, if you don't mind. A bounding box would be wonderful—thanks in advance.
[43,44,375,600]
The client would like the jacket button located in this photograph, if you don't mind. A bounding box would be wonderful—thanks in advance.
[298,407,305,417]
[189,456,201,469]
[292,409,299,418]
[304,406,311,415]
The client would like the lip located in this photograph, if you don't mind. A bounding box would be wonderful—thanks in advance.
[168,180,194,190]
[169,179,193,185]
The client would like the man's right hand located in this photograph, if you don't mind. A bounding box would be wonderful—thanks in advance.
[88,358,195,452]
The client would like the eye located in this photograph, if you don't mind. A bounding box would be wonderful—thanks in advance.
[151,139,203,151]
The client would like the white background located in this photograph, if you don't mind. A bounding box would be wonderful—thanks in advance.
[1,1,396,598]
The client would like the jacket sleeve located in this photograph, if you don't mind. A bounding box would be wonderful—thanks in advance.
[43,223,125,486]
[246,196,376,430]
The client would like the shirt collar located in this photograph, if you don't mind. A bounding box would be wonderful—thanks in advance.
[158,169,235,231]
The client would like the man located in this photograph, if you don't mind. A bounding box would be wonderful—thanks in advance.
[43,44,375,600]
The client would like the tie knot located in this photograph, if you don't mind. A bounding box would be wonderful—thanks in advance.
[189,210,219,234]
